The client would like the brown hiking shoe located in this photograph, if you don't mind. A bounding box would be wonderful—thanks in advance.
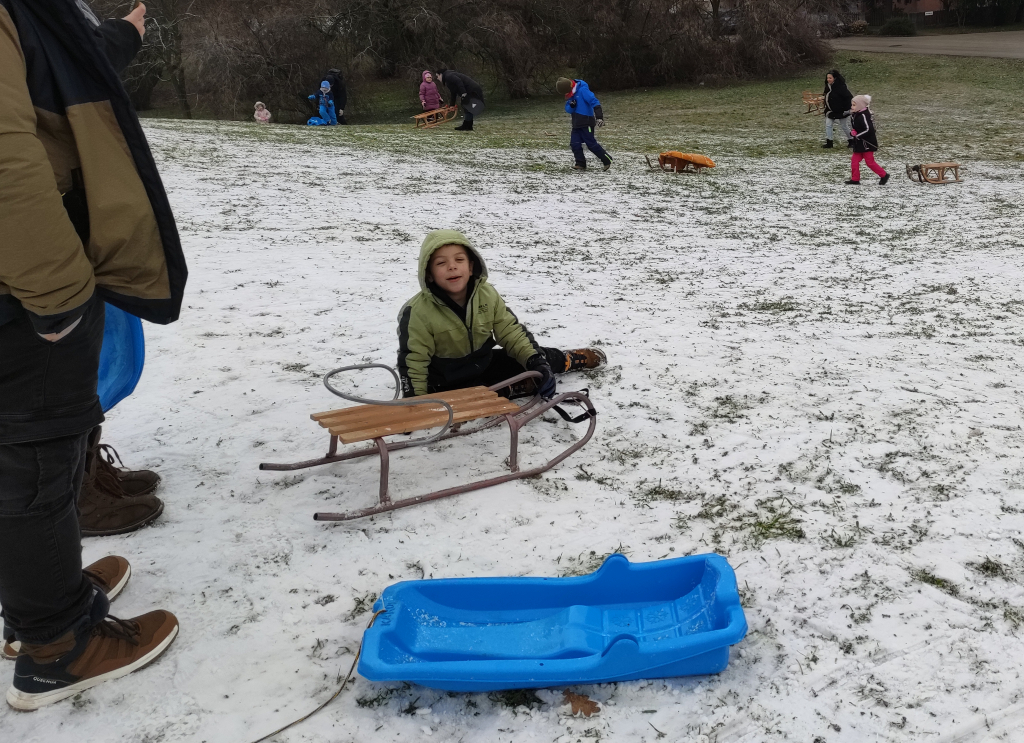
[80,446,164,537]
[564,348,607,372]
[7,611,178,710]
[3,556,132,660]
[87,426,161,497]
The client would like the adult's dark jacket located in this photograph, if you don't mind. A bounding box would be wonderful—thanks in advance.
[822,72,853,120]
[850,109,879,153]
[0,0,188,336]
[439,70,484,103]
[323,69,347,110]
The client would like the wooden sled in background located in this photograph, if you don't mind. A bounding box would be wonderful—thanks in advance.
[802,90,825,115]
[645,151,716,174]
[905,162,962,184]
[260,367,597,523]
[413,106,459,129]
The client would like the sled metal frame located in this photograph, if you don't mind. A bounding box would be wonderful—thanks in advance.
[905,162,962,184]
[645,154,711,174]
[413,106,459,129]
[259,372,597,522]
[802,90,825,115]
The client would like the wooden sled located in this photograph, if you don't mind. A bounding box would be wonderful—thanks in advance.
[905,162,962,184]
[412,106,458,129]
[260,368,597,522]
[645,151,716,174]
[802,90,825,115]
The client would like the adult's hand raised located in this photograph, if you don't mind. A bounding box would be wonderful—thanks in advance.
[124,2,146,38]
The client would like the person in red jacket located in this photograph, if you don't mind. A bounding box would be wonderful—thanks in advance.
[419,70,442,111]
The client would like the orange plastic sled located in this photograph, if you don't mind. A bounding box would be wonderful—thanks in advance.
[645,151,716,174]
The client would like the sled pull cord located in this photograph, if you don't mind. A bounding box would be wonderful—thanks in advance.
[248,608,387,743]
[551,388,597,424]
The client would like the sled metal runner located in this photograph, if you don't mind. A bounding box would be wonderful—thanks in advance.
[412,105,459,129]
[905,162,962,184]
[259,371,597,522]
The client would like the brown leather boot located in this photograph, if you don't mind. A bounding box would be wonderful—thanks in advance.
[563,348,607,372]
[3,556,132,660]
[80,452,164,537]
[7,610,178,710]
[87,426,161,496]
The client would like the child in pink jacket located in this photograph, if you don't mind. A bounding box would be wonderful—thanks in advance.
[253,101,271,124]
[419,71,442,111]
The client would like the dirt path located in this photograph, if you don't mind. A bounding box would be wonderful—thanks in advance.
[832,29,1024,59]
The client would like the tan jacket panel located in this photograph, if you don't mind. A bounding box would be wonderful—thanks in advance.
[69,102,169,299]
[0,7,95,315]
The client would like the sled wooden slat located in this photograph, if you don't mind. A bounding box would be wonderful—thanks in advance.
[313,386,519,444]
[413,106,459,129]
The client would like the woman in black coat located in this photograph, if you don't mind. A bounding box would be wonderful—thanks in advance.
[437,69,484,131]
[822,69,853,149]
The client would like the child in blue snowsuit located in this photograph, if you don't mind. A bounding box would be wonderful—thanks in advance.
[555,77,612,171]
[307,81,337,126]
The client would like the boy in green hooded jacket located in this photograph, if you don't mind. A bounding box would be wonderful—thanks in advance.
[397,230,605,398]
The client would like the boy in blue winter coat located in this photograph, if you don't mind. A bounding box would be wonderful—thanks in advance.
[306,81,337,126]
[555,77,612,171]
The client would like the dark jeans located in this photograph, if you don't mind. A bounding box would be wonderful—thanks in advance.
[429,347,565,396]
[0,433,95,644]
[570,126,610,167]
[0,296,105,644]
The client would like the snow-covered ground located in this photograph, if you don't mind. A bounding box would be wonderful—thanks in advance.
[6,120,1024,743]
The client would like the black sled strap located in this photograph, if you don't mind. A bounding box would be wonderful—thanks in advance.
[551,389,597,424]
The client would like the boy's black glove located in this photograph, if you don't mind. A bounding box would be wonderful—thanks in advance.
[526,355,556,399]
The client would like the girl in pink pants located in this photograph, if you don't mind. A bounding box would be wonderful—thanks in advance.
[846,94,890,186]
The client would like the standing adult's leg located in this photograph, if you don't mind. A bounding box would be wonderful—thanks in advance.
[0,434,96,645]
[825,116,836,141]
[838,116,853,143]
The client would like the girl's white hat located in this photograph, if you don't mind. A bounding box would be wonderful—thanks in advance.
[254,101,266,109]
[851,94,871,109]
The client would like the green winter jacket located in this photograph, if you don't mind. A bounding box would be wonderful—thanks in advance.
[397,230,540,396]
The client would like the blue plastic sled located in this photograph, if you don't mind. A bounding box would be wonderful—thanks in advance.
[97,303,145,412]
[358,553,747,691]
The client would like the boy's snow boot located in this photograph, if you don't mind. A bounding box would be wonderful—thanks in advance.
[844,179,860,185]
[572,164,586,171]
[879,173,891,185]
[505,379,538,399]
[6,609,178,710]
[3,556,132,660]
[564,348,607,372]
[79,451,164,537]
[821,140,834,149]
[454,121,473,131]
[601,157,612,172]
[87,427,161,497]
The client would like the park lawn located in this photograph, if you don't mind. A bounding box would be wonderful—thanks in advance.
[185,51,1024,164]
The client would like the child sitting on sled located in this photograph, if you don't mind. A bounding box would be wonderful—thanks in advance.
[555,77,612,172]
[307,81,337,126]
[397,230,606,399]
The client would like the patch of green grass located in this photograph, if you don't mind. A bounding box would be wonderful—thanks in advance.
[740,297,799,313]
[910,568,960,597]
[969,557,1010,579]
[749,511,806,543]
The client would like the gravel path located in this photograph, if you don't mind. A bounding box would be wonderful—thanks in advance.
[831,29,1024,59]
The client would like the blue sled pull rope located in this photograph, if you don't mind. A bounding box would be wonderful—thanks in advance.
[249,609,386,743]
[323,363,454,446]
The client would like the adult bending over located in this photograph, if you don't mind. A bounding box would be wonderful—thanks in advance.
[437,69,484,132]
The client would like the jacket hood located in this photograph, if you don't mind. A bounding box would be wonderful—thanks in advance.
[422,70,433,82]
[417,229,487,291]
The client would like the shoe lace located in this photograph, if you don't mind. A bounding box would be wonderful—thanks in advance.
[95,616,141,646]
[97,443,127,472]
[87,452,130,498]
